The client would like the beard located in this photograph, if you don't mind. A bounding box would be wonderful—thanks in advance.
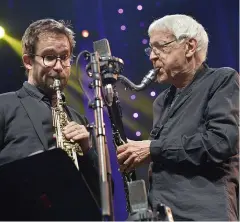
[35,73,68,96]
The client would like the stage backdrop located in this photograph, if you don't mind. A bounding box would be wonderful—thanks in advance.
[0,0,238,220]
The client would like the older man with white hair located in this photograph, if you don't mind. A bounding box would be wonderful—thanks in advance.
[117,14,239,221]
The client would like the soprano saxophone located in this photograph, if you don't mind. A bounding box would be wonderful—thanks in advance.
[51,78,83,169]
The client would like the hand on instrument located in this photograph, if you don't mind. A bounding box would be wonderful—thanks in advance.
[117,140,151,173]
[63,121,90,154]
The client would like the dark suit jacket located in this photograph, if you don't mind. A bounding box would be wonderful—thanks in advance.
[0,85,101,220]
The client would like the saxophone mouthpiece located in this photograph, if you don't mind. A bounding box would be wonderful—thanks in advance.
[50,78,61,90]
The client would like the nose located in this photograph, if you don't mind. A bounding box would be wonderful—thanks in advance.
[53,58,64,73]
[149,50,159,61]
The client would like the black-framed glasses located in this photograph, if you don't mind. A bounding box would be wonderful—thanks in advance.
[144,39,177,57]
[31,54,73,68]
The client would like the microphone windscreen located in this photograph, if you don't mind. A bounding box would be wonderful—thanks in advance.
[93,38,112,57]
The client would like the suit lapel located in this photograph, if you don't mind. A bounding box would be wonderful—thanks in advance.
[16,88,48,150]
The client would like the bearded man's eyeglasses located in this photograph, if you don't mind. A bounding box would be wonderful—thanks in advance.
[31,54,73,68]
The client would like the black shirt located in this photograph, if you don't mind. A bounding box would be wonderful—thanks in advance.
[149,65,239,220]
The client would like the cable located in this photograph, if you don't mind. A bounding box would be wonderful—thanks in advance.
[75,50,91,102]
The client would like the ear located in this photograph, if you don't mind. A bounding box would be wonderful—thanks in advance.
[185,38,198,58]
[22,54,33,71]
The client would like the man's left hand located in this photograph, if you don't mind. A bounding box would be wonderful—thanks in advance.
[63,121,90,154]
[117,140,151,172]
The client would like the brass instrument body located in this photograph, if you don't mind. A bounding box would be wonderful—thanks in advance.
[51,79,83,170]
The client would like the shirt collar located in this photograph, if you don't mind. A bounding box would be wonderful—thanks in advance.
[23,81,66,105]
[23,81,47,102]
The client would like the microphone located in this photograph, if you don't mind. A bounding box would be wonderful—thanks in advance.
[93,38,112,57]
[93,38,124,84]
[92,40,158,92]
[93,39,117,106]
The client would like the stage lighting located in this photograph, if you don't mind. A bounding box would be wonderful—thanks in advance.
[0,26,5,39]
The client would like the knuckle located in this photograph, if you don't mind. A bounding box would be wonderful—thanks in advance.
[132,152,137,158]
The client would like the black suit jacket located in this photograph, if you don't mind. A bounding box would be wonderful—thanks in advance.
[0,85,101,220]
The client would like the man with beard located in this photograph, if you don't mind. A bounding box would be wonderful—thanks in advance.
[0,19,101,220]
[117,14,239,221]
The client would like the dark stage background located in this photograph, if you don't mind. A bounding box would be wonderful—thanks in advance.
[0,0,239,220]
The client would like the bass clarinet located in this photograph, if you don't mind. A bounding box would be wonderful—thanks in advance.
[105,68,159,213]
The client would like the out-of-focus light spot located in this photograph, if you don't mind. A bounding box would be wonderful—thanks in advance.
[131,95,136,100]
[121,25,126,31]
[150,91,156,97]
[0,26,5,39]
[136,131,141,137]
[118,8,124,14]
[156,2,161,7]
[142,39,148,44]
[81,30,89,38]
[140,22,145,27]
[137,5,143,10]
[133,113,139,118]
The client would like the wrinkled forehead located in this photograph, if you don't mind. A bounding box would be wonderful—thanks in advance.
[149,29,175,45]
[35,32,71,54]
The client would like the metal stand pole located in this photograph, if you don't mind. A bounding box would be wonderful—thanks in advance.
[89,52,114,221]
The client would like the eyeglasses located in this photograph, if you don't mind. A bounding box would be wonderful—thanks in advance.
[31,54,73,68]
[144,39,177,57]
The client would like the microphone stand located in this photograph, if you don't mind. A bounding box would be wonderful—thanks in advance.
[88,52,114,221]
[78,43,173,221]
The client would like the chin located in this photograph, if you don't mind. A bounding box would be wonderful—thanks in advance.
[156,76,167,83]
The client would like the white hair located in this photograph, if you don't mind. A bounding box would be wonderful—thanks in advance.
[148,14,209,62]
